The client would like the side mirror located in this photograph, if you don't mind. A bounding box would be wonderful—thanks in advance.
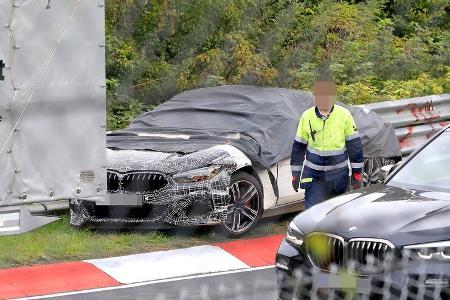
[380,165,394,182]
[381,161,401,182]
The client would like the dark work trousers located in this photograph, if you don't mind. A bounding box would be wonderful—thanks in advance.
[302,176,349,209]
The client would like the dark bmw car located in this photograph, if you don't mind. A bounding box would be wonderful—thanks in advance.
[276,124,450,299]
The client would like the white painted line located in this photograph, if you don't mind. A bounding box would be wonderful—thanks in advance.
[19,266,275,300]
[85,245,250,284]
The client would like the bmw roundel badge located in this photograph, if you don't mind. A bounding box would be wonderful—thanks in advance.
[348,226,358,232]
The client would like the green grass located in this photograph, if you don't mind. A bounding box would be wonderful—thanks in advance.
[0,213,293,269]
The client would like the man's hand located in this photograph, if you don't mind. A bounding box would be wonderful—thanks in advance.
[352,173,363,190]
[292,176,299,192]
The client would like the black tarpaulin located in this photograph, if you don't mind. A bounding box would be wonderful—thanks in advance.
[107,85,401,169]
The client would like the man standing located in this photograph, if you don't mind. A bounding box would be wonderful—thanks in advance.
[291,80,364,209]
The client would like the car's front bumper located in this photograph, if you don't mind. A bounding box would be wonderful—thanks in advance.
[276,239,450,299]
[69,169,233,228]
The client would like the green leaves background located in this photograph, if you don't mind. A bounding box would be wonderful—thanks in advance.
[105,0,450,130]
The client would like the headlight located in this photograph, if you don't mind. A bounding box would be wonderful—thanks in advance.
[173,166,221,183]
[404,241,450,261]
[286,221,304,247]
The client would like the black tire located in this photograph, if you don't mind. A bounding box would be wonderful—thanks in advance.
[219,171,264,238]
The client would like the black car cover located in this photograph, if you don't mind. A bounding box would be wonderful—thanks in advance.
[107,85,401,169]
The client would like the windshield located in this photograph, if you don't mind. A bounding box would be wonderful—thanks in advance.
[389,130,450,193]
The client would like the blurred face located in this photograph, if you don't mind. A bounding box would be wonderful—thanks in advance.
[314,81,337,114]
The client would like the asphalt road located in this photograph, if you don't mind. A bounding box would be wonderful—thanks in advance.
[37,267,278,300]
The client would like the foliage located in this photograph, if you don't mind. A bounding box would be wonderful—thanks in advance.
[106,97,152,131]
[105,0,450,127]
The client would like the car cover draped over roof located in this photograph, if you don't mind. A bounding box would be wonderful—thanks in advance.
[107,85,401,169]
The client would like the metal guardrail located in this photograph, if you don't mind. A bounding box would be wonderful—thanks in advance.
[361,94,450,155]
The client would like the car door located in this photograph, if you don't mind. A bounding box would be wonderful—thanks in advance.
[276,158,304,205]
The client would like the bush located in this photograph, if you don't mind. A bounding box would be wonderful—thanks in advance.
[105,0,450,118]
[106,97,152,131]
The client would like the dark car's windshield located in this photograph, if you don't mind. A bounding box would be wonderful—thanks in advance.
[388,129,450,193]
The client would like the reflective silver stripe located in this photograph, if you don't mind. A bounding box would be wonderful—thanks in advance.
[345,132,360,141]
[351,162,364,169]
[291,165,302,171]
[307,146,346,156]
[304,160,349,171]
[295,136,307,144]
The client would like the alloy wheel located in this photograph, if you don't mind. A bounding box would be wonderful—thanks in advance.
[225,180,260,234]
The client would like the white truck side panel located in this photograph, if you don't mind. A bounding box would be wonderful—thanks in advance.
[0,0,106,206]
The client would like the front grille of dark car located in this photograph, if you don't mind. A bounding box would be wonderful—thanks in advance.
[306,233,345,271]
[107,171,168,194]
[306,233,395,275]
[347,239,395,274]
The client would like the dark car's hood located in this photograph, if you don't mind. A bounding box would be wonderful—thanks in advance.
[106,145,236,175]
[294,185,450,246]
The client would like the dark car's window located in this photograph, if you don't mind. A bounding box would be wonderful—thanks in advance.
[388,130,450,193]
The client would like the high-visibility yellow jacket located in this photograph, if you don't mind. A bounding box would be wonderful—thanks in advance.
[290,105,364,184]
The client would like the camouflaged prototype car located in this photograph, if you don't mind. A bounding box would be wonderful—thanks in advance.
[70,86,401,237]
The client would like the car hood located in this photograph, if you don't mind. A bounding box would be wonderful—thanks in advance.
[106,145,237,175]
[294,185,450,246]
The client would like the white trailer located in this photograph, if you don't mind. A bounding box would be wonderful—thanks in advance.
[0,0,106,235]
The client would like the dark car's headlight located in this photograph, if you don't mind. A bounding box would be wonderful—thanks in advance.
[173,166,221,183]
[404,241,450,261]
[286,221,304,247]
